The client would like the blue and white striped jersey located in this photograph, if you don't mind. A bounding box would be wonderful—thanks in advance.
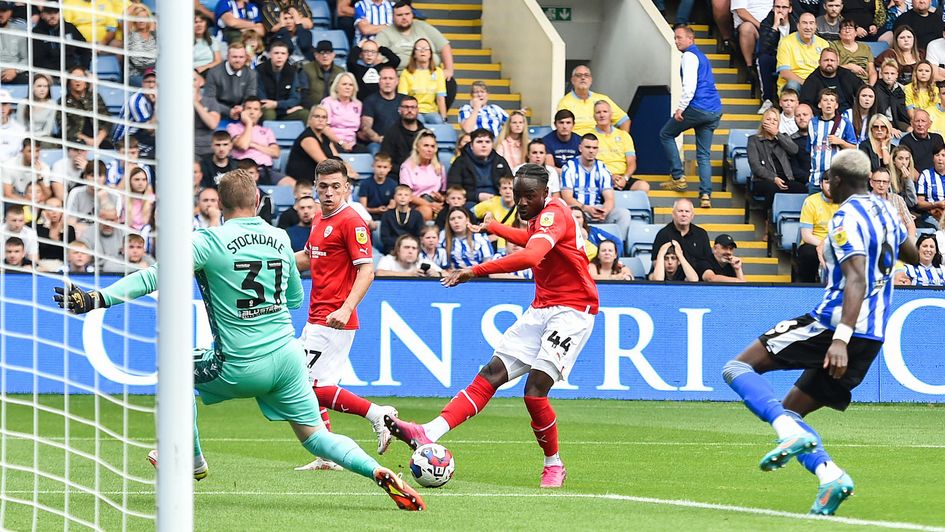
[904,263,945,286]
[420,246,449,270]
[811,194,907,341]
[561,158,613,206]
[354,0,393,42]
[917,168,945,202]
[105,161,152,188]
[112,91,153,143]
[439,231,493,269]
[457,103,509,138]
[808,115,858,186]
[490,248,533,279]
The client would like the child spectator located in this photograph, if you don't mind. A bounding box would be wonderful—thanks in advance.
[226,97,286,186]
[495,110,529,168]
[61,241,95,274]
[376,234,442,277]
[418,224,448,269]
[106,137,153,189]
[514,140,562,196]
[399,129,446,221]
[440,206,492,269]
[778,88,800,135]
[3,237,32,271]
[15,74,56,141]
[397,38,447,124]
[124,167,155,232]
[277,181,314,228]
[257,40,308,122]
[473,175,515,249]
[649,241,699,281]
[200,131,239,187]
[434,184,477,230]
[447,128,512,207]
[270,9,315,64]
[65,161,123,239]
[588,239,632,281]
[379,184,424,254]
[235,159,275,222]
[458,81,508,137]
[905,61,936,120]
[874,59,910,135]
[542,109,581,173]
[359,152,398,220]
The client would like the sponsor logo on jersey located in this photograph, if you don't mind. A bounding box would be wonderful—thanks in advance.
[540,212,555,227]
[324,225,333,238]
[355,226,368,244]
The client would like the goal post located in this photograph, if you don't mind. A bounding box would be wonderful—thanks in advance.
[155,0,195,529]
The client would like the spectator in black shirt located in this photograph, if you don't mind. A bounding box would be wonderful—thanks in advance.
[799,48,864,111]
[900,109,944,170]
[348,39,401,102]
[649,198,712,277]
[200,131,239,187]
[894,0,945,49]
[32,5,90,74]
[380,95,421,177]
[360,64,405,149]
[790,103,814,183]
[699,234,746,282]
[257,40,308,121]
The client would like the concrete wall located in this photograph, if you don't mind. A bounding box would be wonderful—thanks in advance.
[542,0,602,61]
[482,0,566,125]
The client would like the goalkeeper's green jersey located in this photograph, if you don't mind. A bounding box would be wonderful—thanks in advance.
[100,217,304,362]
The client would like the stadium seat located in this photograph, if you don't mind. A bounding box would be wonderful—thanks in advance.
[274,150,290,174]
[95,55,122,82]
[723,128,755,188]
[261,185,295,218]
[772,193,807,253]
[613,190,652,223]
[590,223,622,240]
[41,149,64,168]
[100,86,127,115]
[311,29,349,61]
[5,84,28,100]
[625,223,663,257]
[528,125,552,139]
[916,227,937,236]
[865,41,889,57]
[438,151,452,174]
[619,256,648,279]
[264,120,306,149]
[428,123,458,152]
[307,0,331,28]
[340,153,375,177]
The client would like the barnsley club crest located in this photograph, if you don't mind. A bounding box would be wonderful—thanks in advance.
[355,226,368,244]
[324,225,333,238]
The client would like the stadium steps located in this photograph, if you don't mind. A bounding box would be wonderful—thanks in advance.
[417,1,522,111]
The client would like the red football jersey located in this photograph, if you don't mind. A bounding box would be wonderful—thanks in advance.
[304,203,373,329]
[527,198,599,314]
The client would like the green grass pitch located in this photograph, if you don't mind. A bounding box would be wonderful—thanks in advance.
[2,396,943,531]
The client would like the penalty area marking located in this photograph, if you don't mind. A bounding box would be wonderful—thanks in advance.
[6,490,945,531]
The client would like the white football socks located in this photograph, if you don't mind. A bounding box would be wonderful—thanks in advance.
[544,453,563,467]
[365,404,383,424]
[422,417,449,442]
[815,461,844,484]
[771,414,805,439]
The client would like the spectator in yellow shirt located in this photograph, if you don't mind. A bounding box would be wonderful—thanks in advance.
[62,0,124,47]
[776,13,829,93]
[397,38,447,124]
[796,176,839,282]
[556,65,629,136]
[473,175,515,249]
[593,100,649,192]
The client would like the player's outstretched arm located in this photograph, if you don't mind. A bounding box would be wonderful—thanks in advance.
[470,236,554,278]
[825,255,866,379]
[482,221,530,247]
[54,264,159,313]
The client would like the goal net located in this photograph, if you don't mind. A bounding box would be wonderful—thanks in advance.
[0,0,193,529]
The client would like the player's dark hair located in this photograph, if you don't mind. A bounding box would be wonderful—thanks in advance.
[217,169,258,214]
[316,158,348,181]
[581,133,599,143]
[917,234,943,267]
[514,163,549,189]
[470,128,494,142]
[377,63,398,75]
[553,109,575,123]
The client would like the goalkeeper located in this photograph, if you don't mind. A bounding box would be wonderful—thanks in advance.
[54,169,424,512]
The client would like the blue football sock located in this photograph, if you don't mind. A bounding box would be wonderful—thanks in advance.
[722,360,785,423]
[302,429,380,479]
[785,410,831,474]
[193,398,203,458]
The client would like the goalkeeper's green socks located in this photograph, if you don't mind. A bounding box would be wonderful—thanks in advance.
[302,429,379,478]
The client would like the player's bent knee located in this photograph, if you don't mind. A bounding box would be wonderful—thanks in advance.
[479,356,511,387]
[523,370,554,397]
[722,360,754,385]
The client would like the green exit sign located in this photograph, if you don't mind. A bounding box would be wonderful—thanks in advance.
[544,7,572,21]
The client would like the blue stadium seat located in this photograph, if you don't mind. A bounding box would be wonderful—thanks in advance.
[528,125,552,139]
[5,84,28,100]
[41,149,64,168]
[865,41,889,57]
[95,55,122,82]
[340,152,375,177]
[311,29,350,61]
[589,223,622,242]
[51,85,62,102]
[625,223,663,257]
[100,86,127,115]
[619,256,648,280]
[274,150,290,174]
[439,151,452,174]
[264,120,306,149]
[613,190,652,223]
[772,193,807,252]
[427,123,458,152]
[724,128,755,187]
[261,185,295,218]
[307,0,331,28]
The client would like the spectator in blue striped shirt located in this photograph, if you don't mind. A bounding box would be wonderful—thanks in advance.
[355,0,394,42]
[560,133,633,242]
[458,81,509,137]
[439,206,493,269]
[916,142,945,224]
[112,69,156,157]
[106,137,152,189]
[215,0,264,44]
[808,88,858,192]
[419,224,449,269]
[903,233,945,285]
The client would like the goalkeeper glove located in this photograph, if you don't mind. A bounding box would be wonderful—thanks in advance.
[54,283,108,314]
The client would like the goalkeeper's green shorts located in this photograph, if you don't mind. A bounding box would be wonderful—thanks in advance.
[193,339,321,427]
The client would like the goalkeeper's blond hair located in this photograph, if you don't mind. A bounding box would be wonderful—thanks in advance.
[217,169,258,214]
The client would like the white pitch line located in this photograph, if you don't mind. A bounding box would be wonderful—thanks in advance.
[27,437,945,449]
[4,490,944,531]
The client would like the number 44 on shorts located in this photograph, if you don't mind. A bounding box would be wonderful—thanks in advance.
[546,330,572,352]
